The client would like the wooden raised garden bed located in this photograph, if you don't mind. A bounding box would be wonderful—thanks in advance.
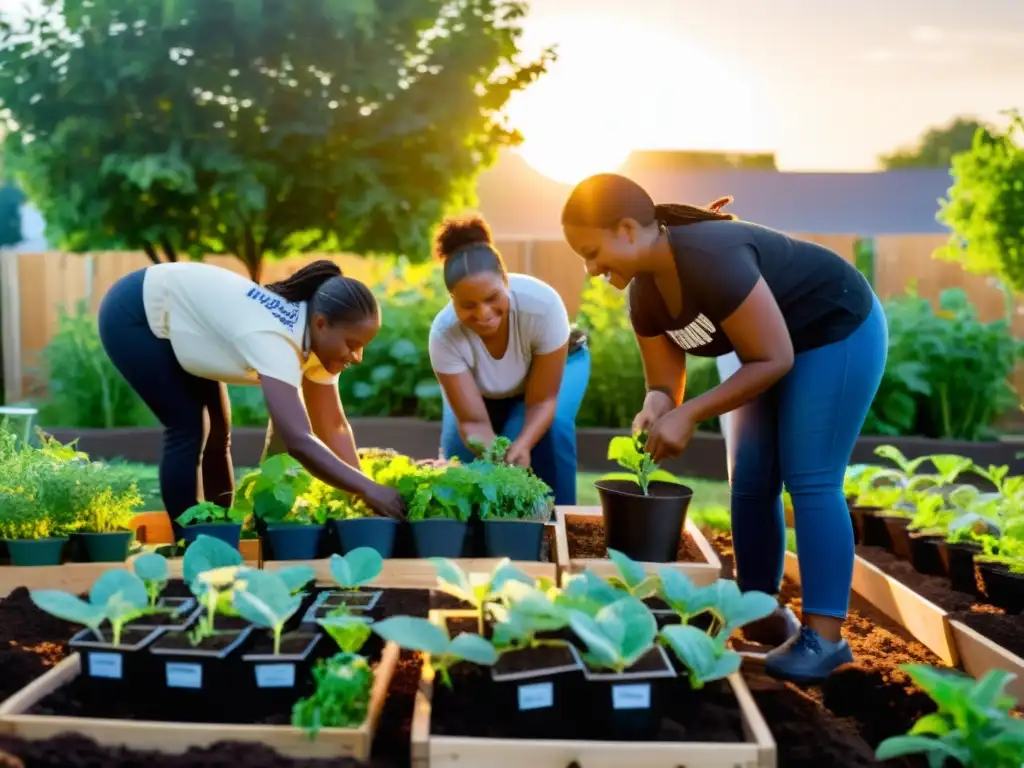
[0,557,187,599]
[0,642,400,760]
[410,610,776,768]
[555,506,722,586]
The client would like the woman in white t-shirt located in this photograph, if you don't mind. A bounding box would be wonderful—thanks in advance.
[97,260,405,526]
[428,215,591,504]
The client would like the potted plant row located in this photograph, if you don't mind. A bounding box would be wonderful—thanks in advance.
[0,428,144,566]
[26,534,383,729]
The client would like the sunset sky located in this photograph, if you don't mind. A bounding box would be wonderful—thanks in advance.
[505,0,1024,179]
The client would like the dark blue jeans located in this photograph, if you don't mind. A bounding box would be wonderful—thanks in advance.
[729,295,887,619]
[440,346,591,505]
[97,269,235,528]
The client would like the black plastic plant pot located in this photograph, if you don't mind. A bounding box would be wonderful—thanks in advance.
[849,505,881,546]
[69,625,164,705]
[332,517,399,558]
[595,479,693,564]
[302,588,383,624]
[482,519,546,561]
[939,542,982,596]
[149,626,253,718]
[241,631,324,716]
[882,517,913,559]
[489,644,584,738]
[181,523,242,549]
[581,645,676,740]
[908,534,946,577]
[263,523,324,561]
[79,531,135,563]
[4,537,68,566]
[410,519,469,558]
[858,509,892,549]
[977,563,1024,614]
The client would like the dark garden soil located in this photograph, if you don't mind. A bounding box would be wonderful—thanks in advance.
[566,515,705,561]
[857,543,1024,658]
[0,541,944,768]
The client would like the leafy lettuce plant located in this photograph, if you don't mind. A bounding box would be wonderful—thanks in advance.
[31,570,153,646]
[600,432,682,496]
[876,665,1024,767]
[232,569,304,655]
[372,615,498,688]
[291,652,374,738]
[234,454,314,525]
[431,557,533,634]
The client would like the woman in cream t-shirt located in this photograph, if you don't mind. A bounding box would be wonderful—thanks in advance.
[97,260,405,525]
[428,215,591,504]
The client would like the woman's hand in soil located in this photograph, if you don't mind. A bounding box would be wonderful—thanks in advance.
[504,440,532,469]
[359,482,406,519]
[646,406,697,463]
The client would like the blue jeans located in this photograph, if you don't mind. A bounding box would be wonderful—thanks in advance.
[729,295,887,619]
[440,346,591,505]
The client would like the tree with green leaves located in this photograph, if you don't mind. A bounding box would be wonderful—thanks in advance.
[879,116,996,170]
[935,110,1024,295]
[0,179,24,249]
[0,0,551,279]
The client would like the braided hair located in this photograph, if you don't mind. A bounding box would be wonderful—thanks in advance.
[561,173,735,229]
[432,214,508,291]
[265,259,378,325]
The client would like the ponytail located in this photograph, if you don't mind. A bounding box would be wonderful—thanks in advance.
[266,259,379,326]
[653,198,736,227]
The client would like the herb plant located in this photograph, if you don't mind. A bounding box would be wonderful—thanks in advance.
[876,665,1024,767]
[600,432,682,496]
[291,652,374,737]
[31,570,154,645]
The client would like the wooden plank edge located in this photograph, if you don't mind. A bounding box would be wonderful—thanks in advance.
[729,671,777,768]
[950,619,1024,703]
[850,554,959,667]
[266,558,557,590]
[0,645,400,761]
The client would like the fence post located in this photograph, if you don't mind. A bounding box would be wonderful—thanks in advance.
[0,250,22,403]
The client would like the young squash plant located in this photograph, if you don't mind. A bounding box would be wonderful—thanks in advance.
[600,432,682,496]
[567,594,659,674]
[232,569,304,655]
[430,557,534,634]
[31,569,156,646]
[876,665,1024,767]
[372,615,498,688]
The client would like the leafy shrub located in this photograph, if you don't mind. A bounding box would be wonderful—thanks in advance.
[864,287,1022,440]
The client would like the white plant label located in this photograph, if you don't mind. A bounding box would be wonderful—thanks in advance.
[165,662,202,689]
[256,663,296,689]
[517,682,554,711]
[87,652,123,680]
[612,683,651,710]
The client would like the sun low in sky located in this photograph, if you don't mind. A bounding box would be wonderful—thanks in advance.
[502,15,768,184]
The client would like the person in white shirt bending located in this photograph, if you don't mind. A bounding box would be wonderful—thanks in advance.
[97,260,405,529]
[428,215,591,504]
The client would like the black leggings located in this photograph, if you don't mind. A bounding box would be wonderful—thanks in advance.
[97,269,235,527]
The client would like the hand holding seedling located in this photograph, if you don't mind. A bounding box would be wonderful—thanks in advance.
[645,406,698,463]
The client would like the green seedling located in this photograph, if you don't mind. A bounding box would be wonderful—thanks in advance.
[488,580,572,650]
[567,595,658,674]
[175,500,245,526]
[317,604,374,653]
[31,569,152,646]
[600,433,682,496]
[292,652,374,739]
[876,665,1024,768]
[660,624,742,688]
[605,548,660,599]
[431,557,534,634]
[657,567,719,625]
[232,569,304,655]
[329,548,384,590]
[372,615,498,688]
[132,552,171,608]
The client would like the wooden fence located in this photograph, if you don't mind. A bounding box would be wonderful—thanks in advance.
[3,234,1024,402]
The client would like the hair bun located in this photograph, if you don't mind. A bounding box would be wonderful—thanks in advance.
[433,215,493,261]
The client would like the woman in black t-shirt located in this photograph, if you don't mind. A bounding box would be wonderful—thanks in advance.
[561,173,888,684]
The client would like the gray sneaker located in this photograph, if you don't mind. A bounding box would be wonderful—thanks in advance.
[764,626,854,684]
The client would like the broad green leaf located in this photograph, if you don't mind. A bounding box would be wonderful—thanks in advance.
[605,596,657,665]
[30,590,107,629]
[329,548,384,588]
[430,558,474,601]
[372,616,449,657]
[183,535,243,587]
[448,633,499,666]
[89,570,148,611]
[875,734,969,762]
[606,549,647,591]
[568,610,621,669]
[908,712,953,737]
[275,564,316,593]
[234,570,303,628]
[132,553,169,583]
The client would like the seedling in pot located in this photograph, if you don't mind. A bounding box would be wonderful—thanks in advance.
[604,548,660,600]
[176,500,246,526]
[431,557,534,635]
[372,615,498,688]
[234,569,306,656]
[129,552,198,629]
[305,547,385,623]
[133,553,171,609]
[600,432,682,496]
[317,603,374,654]
[291,651,375,738]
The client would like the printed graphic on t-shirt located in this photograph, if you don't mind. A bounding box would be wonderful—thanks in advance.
[667,314,717,350]
[245,286,299,331]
